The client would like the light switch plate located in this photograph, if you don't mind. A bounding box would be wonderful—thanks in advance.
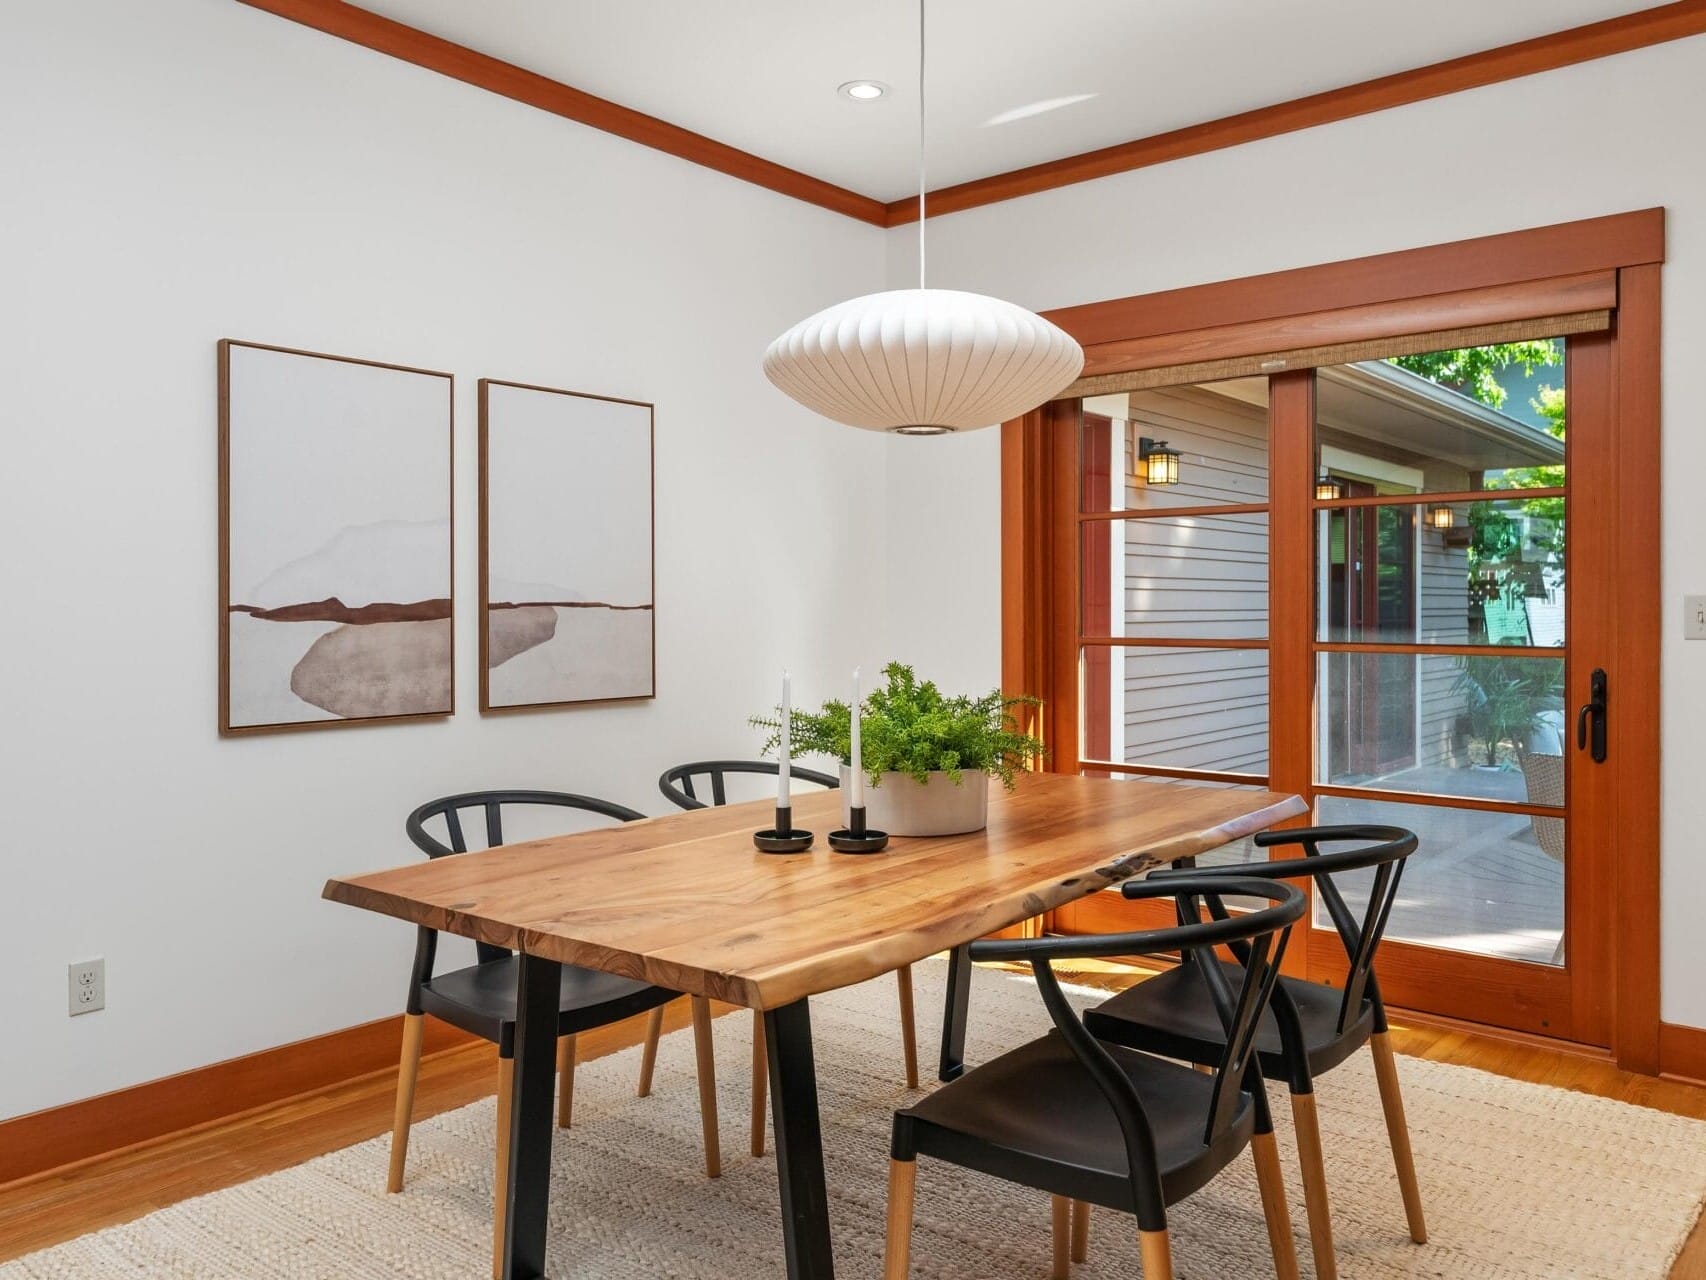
[1688,596,1706,640]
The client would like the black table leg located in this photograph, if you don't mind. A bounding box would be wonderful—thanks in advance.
[502,953,561,1280]
[764,999,835,1279]
[938,944,972,1081]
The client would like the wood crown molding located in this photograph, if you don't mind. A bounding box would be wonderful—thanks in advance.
[233,0,889,225]
[0,1014,478,1187]
[884,1,1706,225]
[234,1,1704,230]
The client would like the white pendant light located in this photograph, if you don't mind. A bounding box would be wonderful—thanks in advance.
[763,0,1084,435]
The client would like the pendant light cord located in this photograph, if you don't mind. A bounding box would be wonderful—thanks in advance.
[917,0,926,290]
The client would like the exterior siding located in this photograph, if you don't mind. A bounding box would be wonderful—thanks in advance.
[1120,384,1271,774]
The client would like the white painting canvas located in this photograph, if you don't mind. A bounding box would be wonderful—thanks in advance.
[221,341,453,733]
[480,380,654,710]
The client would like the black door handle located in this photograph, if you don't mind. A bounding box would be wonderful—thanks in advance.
[1576,668,1607,764]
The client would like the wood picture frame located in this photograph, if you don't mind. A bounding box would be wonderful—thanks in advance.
[477,378,656,713]
[218,339,455,736]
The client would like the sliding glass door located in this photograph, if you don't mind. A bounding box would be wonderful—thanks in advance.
[1067,334,1617,1043]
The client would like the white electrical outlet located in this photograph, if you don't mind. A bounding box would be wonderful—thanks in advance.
[1686,596,1706,640]
[68,958,104,1016]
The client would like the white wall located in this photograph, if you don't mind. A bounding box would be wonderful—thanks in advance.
[0,0,889,1118]
[883,34,1706,1027]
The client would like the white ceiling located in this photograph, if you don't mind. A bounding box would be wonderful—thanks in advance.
[362,0,1658,202]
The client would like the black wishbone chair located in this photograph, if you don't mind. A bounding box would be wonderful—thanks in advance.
[657,759,924,1159]
[1083,825,1424,1280]
[883,876,1308,1280]
[393,791,721,1280]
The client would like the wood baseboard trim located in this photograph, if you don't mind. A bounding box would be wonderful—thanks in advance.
[1659,1022,1706,1085]
[0,1014,480,1187]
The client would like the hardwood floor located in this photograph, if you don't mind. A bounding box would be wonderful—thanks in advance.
[2,966,1703,1275]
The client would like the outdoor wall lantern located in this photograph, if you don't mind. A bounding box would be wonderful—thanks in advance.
[1315,472,1345,501]
[1427,504,1458,530]
[1138,437,1182,486]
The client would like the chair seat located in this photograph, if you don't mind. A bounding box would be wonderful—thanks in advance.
[899,1031,1253,1212]
[419,956,678,1057]
[1085,959,1374,1086]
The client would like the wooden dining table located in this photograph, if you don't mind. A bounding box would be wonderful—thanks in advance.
[324,771,1305,1279]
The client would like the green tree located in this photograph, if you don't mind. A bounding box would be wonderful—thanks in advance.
[1389,340,1560,408]
[1392,341,1567,613]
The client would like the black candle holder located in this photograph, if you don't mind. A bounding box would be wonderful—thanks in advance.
[828,804,889,854]
[754,804,814,853]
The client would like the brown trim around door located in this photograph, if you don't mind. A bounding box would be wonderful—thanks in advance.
[1045,210,1662,349]
[1612,263,1664,1073]
[1006,209,1665,1070]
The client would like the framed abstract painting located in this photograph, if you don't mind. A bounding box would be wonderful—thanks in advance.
[219,339,454,735]
[478,379,655,711]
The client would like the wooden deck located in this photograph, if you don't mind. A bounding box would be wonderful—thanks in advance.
[1323,764,1564,966]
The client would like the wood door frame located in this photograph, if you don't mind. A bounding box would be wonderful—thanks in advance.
[1004,208,1664,1071]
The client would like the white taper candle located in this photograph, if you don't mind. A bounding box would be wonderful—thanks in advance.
[778,670,792,808]
[850,667,864,809]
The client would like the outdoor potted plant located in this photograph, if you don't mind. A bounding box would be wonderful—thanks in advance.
[752,661,1044,836]
[1454,654,1563,768]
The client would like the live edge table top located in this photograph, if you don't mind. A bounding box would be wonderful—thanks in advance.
[323,773,1306,1012]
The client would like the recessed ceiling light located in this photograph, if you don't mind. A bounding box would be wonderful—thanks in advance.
[838,80,889,102]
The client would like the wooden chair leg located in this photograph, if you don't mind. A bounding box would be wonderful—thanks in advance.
[636,1005,666,1097]
[883,1158,917,1280]
[897,965,919,1089]
[1290,1090,1339,1280]
[1370,1032,1429,1244]
[1139,1228,1174,1280]
[750,1008,768,1157]
[1070,1199,1090,1264]
[386,1012,424,1193]
[1251,1130,1300,1280]
[556,1034,576,1129]
[690,995,721,1178]
[1050,1194,1071,1279]
[492,1056,514,1280]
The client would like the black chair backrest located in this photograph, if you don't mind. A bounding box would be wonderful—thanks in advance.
[1151,824,1417,1037]
[657,759,840,811]
[970,875,1305,1227]
[404,789,645,969]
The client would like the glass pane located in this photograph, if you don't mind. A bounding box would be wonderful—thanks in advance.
[1079,771,1263,868]
[1083,516,1269,639]
[1081,378,1269,513]
[1081,646,1269,775]
[1315,794,1564,966]
[1314,338,1566,496]
[1318,652,1565,796]
[1316,496,1565,645]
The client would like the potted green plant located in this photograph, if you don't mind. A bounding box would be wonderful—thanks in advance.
[1454,654,1562,768]
[752,661,1045,836]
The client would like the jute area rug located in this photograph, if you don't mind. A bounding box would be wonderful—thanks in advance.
[6,959,1704,1278]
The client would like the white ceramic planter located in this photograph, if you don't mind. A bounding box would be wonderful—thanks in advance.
[839,765,989,837]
